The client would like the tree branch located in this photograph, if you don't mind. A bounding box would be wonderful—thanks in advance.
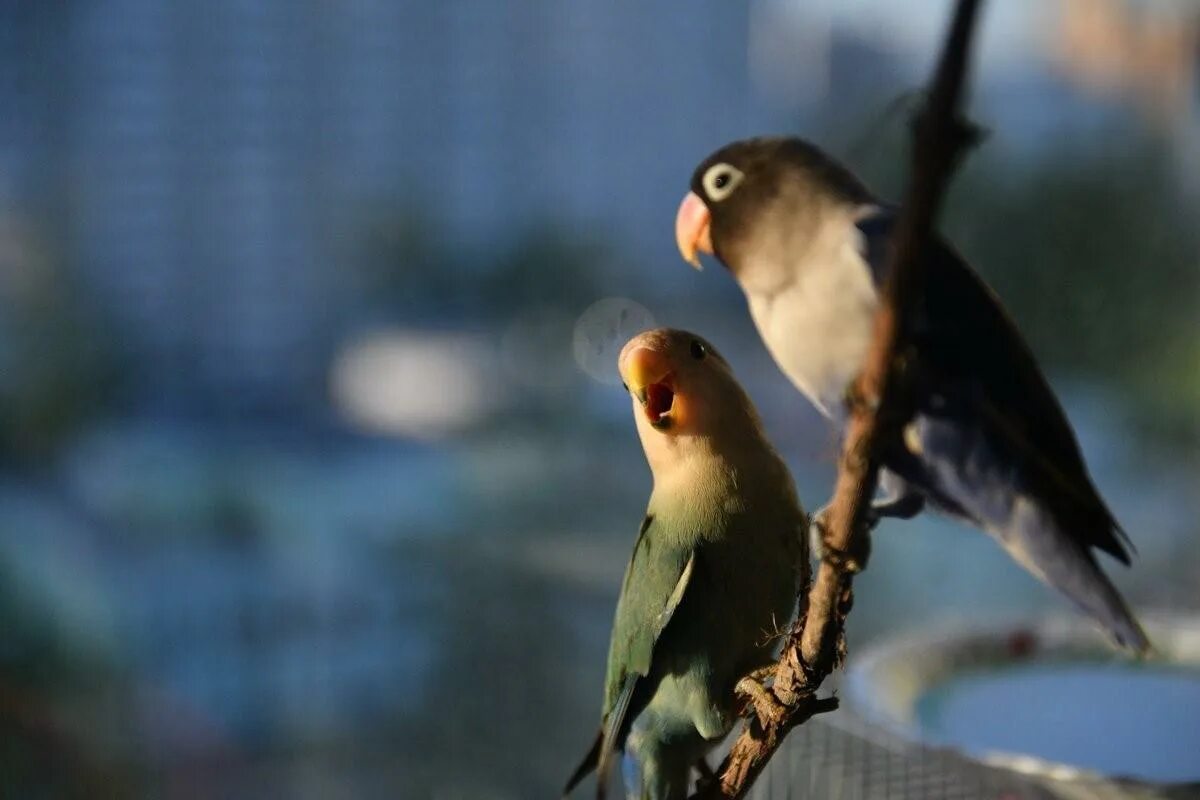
[691,1,985,796]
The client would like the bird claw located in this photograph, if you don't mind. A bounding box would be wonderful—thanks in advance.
[808,506,872,573]
[735,675,787,730]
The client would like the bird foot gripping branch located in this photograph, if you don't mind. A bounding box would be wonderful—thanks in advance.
[734,674,789,732]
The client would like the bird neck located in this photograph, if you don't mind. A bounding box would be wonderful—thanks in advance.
[647,434,790,519]
[731,200,865,298]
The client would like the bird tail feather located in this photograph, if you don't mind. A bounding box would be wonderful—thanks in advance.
[562,731,602,799]
[1002,500,1150,654]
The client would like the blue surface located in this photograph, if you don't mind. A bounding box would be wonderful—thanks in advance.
[917,662,1200,783]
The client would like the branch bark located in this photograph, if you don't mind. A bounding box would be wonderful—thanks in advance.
[692,1,985,796]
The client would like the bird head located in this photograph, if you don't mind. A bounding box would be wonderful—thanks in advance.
[675,137,873,275]
[617,328,760,451]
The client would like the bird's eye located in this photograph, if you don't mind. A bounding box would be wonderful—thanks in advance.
[702,163,744,202]
[690,340,707,360]
[621,381,629,392]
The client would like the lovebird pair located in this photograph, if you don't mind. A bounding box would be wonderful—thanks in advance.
[566,138,1148,800]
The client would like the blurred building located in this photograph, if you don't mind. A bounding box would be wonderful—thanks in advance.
[0,2,780,416]
[1053,0,1198,125]
[1051,0,1200,185]
[1,0,1196,416]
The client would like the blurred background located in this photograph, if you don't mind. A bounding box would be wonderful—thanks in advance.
[0,0,1197,797]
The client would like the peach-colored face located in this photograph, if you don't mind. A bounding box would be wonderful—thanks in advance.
[617,328,730,437]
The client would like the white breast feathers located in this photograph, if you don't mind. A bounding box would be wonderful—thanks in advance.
[742,209,879,421]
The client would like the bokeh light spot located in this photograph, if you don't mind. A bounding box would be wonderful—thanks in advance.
[331,330,493,438]
[572,298,655,385]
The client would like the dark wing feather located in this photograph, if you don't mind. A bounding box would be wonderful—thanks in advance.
[857,210,1131,562]
[595,679,638,800]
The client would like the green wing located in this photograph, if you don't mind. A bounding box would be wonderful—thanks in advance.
[565,515,696,799]
[599,514,695,754]
[603,514,696,713]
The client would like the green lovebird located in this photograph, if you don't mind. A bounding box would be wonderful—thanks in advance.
[564,328,808,800]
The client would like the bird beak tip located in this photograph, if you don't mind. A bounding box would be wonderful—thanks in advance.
[675,191,712,271]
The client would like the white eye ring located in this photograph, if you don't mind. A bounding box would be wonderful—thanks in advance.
[702,163,744,202]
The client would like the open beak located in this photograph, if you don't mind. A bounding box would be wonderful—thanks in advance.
[675,191,712,270]
[623,347,676,429]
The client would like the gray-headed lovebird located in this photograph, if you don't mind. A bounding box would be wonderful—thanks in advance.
[563,328,807,800]
[673,136,1148,653]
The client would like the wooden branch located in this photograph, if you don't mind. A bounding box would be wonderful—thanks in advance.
[691,1,985,797]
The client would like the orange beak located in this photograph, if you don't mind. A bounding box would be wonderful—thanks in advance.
[675,191,712,270]
[622,346,676,428]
